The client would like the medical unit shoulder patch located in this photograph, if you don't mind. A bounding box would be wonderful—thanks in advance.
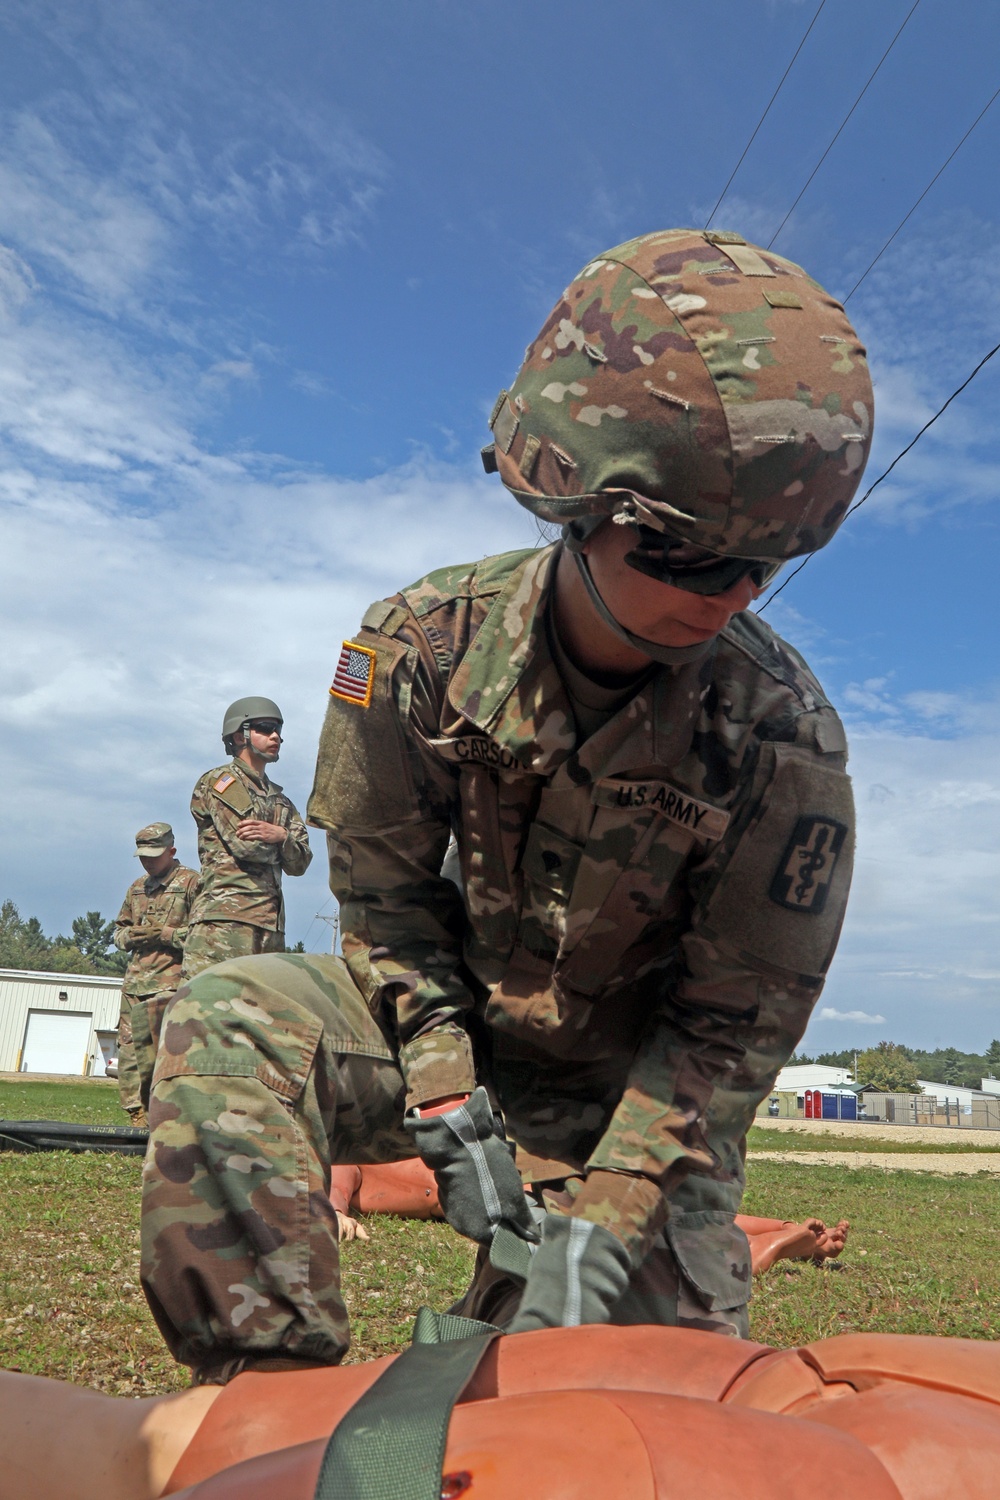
[769,815,848,915]
[330,640,377,708]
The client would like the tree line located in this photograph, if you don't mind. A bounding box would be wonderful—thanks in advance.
[1,898,308,977]
[789,1038,1000,1094]
[0,900,127,977]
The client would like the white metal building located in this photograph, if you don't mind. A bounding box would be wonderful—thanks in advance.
[773,1063,853,1092]
[915,1080,990,1113]
[0,968,122,1077]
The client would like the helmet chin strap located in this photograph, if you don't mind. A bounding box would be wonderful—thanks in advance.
[241,723,281,766]
[570,549,714,667]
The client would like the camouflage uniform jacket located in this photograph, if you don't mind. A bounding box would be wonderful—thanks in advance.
[114,859,199,999]
[187,759,312,931]
[309,545,853,1232]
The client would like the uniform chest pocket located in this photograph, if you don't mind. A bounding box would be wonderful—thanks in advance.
[520,822,583,899]
[516,822,584,958]
[555,781,729,996]
[164,889,189,927]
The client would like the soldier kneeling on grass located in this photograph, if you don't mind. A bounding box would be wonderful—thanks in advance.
[140,227,873,1384]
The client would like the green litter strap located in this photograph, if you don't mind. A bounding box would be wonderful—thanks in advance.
[488,1221,534,1284]
[312,1307,501,1500]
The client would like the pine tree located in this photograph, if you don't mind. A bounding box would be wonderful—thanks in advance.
[67,911,127,975]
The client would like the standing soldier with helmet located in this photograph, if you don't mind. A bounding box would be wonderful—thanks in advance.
[181,697,313,979]
[113,822,198,1126]
[141,228,873,1384]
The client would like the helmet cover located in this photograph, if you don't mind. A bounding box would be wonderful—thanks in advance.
[488,228,873,562]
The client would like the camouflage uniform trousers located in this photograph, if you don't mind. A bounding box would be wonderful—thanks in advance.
[116,991,144,1116]
[181,921,285,981]
[140,951,749,1381]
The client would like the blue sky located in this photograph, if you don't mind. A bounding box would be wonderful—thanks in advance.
[3,0,1000,1052]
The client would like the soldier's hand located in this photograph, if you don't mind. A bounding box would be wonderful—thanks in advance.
[236,819,287,844]
[507,1213,631,1333]
[132,924,164,946]
[404,1086,538,1247]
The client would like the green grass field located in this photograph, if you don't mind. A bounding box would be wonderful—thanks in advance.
[0,1078,124,1126]
[2,1081,998,1394]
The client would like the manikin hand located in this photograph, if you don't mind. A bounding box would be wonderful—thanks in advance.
[335,1211,370,1243]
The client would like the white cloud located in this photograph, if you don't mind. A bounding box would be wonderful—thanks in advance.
[807,689,1000,1050]
[0,329,535,944]
[0,37,394,946]
[818,1008,887,1024]
[0,113,169,314]
[1,448,536,941]
[0,245,37,319]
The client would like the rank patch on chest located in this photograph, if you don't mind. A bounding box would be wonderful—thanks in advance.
[770,815,848,914]
[213,774,236,793]
[330,640,377,708]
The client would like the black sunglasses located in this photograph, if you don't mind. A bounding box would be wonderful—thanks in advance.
[626,527,782,596]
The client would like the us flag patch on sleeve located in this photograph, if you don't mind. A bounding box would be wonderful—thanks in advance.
[330,640,377,707]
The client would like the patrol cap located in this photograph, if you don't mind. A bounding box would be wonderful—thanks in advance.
[222,697,283,740]
[487,227,874,565]
[134,822,174,857]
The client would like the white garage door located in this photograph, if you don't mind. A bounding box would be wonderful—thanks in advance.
[21,1010,93,1075]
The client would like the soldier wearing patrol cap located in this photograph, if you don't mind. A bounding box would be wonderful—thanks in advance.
[180,697,313,980]
[141,229,872,1383]
[112,823,198,1124]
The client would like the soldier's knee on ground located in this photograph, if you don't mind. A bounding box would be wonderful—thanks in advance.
[140,952,410,1373]
[141,963,348,1371]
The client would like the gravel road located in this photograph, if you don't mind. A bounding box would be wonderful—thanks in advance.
[749,1150,1000,1175]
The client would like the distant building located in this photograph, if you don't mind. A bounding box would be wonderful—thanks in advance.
[0,968,121,1077]
[915,1080,989,1113]
[773,1063,853,1093]
[858,1079,1000,1129]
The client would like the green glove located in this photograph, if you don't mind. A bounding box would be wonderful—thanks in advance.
[404,1086,538,1247]
[132,924,164,947]
[507,1213,631,1333]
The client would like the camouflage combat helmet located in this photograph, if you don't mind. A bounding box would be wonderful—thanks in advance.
[485,228,873,574]
[222,697,283,741]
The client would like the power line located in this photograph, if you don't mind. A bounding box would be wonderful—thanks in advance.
[704,0,828,231]
[755,337,1000,614]
[298,893,334,953]
[844,81,1000,303]
[767,0,922,249]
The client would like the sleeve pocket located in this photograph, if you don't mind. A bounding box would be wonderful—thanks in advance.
[695,742,855,981]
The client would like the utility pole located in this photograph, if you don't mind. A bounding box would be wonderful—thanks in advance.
[314,912,340,955]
